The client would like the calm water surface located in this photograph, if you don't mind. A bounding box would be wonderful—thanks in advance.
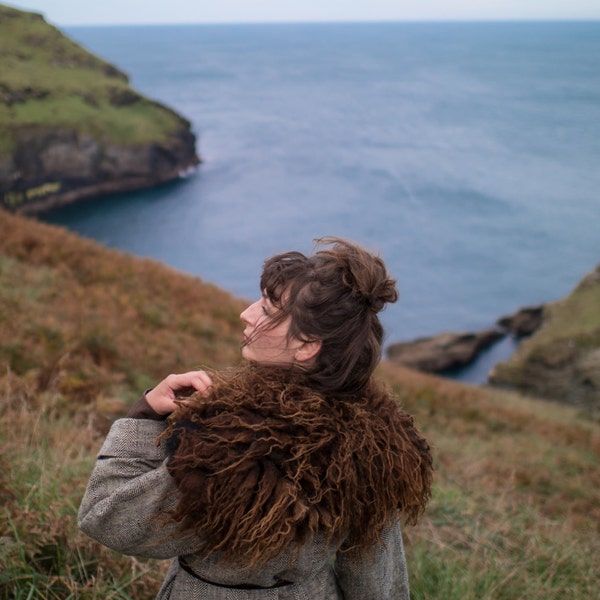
[43,22,600,383]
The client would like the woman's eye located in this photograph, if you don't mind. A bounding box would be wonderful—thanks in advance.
[261,305,269,316]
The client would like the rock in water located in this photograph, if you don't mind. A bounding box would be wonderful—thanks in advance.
[387,329,504,373]
[0,4,200,213]
[496,305,545,336]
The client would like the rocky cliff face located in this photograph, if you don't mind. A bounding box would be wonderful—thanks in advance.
[1,125,199,213]
[0,4,200,213]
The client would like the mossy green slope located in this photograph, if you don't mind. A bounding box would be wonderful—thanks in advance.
[0,3,199,212]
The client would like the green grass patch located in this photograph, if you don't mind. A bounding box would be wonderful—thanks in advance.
[406,488,599,600]
[8,95,184,147]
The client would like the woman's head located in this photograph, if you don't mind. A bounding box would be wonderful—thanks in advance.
[241,237,398,393]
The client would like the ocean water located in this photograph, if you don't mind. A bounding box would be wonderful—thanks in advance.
[42,22,600,383]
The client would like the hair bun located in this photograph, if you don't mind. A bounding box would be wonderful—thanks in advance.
[362,278,398,313]
[315,237,399,314]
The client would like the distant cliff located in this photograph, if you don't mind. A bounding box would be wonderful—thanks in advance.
[0,4,200,213]
[489,264,600,413]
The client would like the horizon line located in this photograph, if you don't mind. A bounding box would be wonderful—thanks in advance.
[59,17,600,28]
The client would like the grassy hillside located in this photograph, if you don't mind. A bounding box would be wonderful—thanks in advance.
[0,3,187,155]
[1,208,598,598]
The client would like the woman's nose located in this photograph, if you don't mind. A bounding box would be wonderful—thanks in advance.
[240,300,258,325]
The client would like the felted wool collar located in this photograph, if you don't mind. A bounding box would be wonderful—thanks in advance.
[162,364,432,567]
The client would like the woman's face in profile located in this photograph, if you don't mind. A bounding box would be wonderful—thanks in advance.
[240,293,303,366]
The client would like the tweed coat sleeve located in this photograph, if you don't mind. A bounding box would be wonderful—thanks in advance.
[78,418,201,559]
[334,518,410,600]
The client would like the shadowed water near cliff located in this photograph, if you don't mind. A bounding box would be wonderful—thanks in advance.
[41,22,600,384]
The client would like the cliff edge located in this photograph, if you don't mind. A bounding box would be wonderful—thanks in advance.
[0,4,200,213]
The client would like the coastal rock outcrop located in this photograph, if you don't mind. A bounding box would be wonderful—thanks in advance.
[0,4,200,213]
[387,329,503,373]
[496,305,545,336]
[489,264,600,412]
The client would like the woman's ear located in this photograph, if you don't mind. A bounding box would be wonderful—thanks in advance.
[294,339,322,364]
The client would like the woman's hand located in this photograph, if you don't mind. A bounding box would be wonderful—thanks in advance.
[145,371,213,416]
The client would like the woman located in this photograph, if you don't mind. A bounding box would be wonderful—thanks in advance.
[79,237,433,599]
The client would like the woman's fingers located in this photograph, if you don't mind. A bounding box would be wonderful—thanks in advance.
[187,370,214,395]
[146,371,213,415]
[167,371,213,395]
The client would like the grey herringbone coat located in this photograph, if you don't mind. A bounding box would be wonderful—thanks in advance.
[78,418,410,599]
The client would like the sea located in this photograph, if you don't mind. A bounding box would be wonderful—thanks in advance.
[40,21,600,384]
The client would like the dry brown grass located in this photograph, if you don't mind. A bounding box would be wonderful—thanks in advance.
[0,208,248,597]
[0,372,169,598]
[0,209,245,424]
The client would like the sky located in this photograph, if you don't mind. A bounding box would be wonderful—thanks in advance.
[6,0,600,26]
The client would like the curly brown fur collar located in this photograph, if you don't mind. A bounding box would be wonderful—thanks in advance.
[163,364,432,567]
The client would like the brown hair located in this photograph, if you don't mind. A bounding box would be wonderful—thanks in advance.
[258,237,398,394]
[164,365,432,567]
